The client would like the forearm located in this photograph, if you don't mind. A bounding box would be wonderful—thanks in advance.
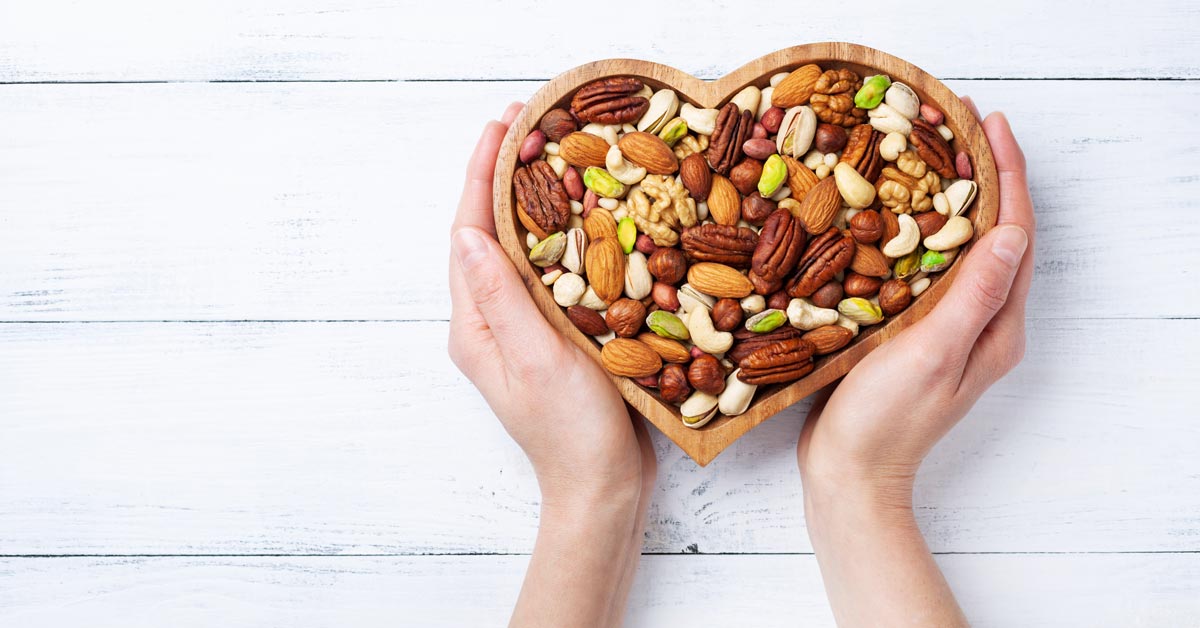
[510,486,642,628]
[803,473,968,628]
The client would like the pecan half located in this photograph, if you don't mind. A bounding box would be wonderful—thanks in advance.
[839,124,885,183]
[514,160,570,238]
[728,326,803,366]
[752,209,806,285]
[737,337,816,385]
[785,227,855,298]
[909,118,956,179]
[680,223,759,268]
[704,102,752,175]
[570,77,650,125]
[810,69,866,127]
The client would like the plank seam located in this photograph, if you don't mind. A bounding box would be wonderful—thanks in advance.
[2,551,1197,558]
[0,77,1197,86]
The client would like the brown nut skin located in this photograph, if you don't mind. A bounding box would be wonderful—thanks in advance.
[570,77,650,125]
[688,354,727,396]
[880,209,901,250]
[658,363,692,405]
[741,194,777,226]
[679,153,712,201]
[648,248,689,285]
[567,305,609,336]
[705,102,752,175]
[737,337,816,385]
[802,325,854,355]
[814,123,848,153]
[767,290,791,311]
[785,227,856,298]
[711,298,744,332]
[729,158,764,197]
[810,281,844,309]
[605,298,647,338]
[728,326,804,366]
[742,138,777,161]
[913,211,948,239]
[849,210,884,244]
[562,167,584,201]
[651,282,680,312]
[843,272,883,298]
[680,224,759,268]
[878,278,913,316]
[761,106,785,134]
[539,108,579,142]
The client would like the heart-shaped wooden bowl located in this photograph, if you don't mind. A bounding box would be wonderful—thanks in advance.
[493,42,998,466]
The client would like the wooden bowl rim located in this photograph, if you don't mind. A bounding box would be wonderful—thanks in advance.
[492,42,999,466]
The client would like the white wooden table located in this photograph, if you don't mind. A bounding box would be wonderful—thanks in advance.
[2,2,1198,626]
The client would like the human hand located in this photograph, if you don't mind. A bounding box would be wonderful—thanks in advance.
[448,104,654,627]
[799,101,1035,497]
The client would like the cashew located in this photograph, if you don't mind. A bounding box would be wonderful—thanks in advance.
[718,369,757,416]
[624,250,652,300]
[867,102,913,136]
[686,306,734,354]
[882,213,921,258]
[924,215,974,251]
[787,298,838,330]
[879,131,907,161]
[740,294,766,316]
[681,390,719,428]
[834,162,876,209]
[730,85,761,115]
[606,145,648,185]
[680,103,719,136]
[552,272,586,307]
[834,313,860,337]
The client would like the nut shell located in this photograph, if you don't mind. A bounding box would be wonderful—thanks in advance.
[849,210,884,244]
[657,363,692,405]
[600,338,662,377]
[688,354,727,395]
[711,298,744,332]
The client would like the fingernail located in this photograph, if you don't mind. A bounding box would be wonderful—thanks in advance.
[452,228,490,270]
[991,226,1028,268]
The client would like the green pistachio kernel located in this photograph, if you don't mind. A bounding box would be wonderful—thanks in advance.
[657,117,688,146]
[583,166,627,199]
[646,310,689,341]
[837,297,884,325]
[617,217,637,254]
[745,309,787,333]
[893,248,922,279]
[758,154,787,197]
[854,75,892,110]
[920,249,952,273]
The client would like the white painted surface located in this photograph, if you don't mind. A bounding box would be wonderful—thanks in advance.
[1,3,1197,624]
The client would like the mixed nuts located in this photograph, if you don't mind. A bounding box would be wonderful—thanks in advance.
[515,63,978,429]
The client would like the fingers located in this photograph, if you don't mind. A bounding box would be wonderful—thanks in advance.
[957,307,1026,398]
[501,101,524,125]
[451,226,558,362]
[961,95,982,121]
[920,225,1028,363]
[982,113,1034,234]
[453,107,521,236]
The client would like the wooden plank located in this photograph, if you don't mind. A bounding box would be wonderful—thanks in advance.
[1,554,1197,627]
[0,1,1196,81]
[1,80,1197,321]
[0,319,1196,555]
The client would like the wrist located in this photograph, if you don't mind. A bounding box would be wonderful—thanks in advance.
[802,458,916,526]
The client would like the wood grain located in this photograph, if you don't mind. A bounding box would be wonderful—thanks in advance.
[2,554,1198,627]
[1,0,1197,81]
[2,80,1195,322]
[1,319,1196,555]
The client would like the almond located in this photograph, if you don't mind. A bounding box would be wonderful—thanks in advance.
[567,304,608,336]
[850,243,890,278]
[770,64,823,108]
[913,211,948,239]
[637,332,691,364]
[585,236,626,304]
[583,206,618,241]
[880,208,901,248]
[600,338,662,377]
[796,176,841,234]
[802,325,854,355]
[687,262,754,298]
[617,131,679,174]
[559,131,610,168]
[707,174,741,226]
[679,153,712,201]
[782,154,818,197]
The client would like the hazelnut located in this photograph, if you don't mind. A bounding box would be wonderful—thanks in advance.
[539,108,578,143]
[878,278,912,316]
[648,248,688,285]
[729,158,764,196]
[843,272,883,298]
[814,123,848,154]
[767,290,791,311]
[913,211,948,239]
[849,210,884,244]
[688,354,726,396]
[658,363,692,405]
[811,281,844,310]
[651,282,681,312]
[605,298,646,337]
[567,304,609,336]
[711,298,744,332]
[740,194,777,226]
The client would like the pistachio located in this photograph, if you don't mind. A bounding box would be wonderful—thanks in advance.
[624,250,652,300]
[786,298,839,331]
[758,154,787,198]
[680,390,719,428]
[583,166,627,199]
[677,283,716,313]
[883,82,920,119]
[717,369,757,417]
[745,308,787,333]
[943,179,978,217]
[553,272,587,307]
[893,247,922,280]
[776,106,817,159]
[680,103,719,135]
[529,232,566,267]
[881,213,921,258]
[740,294,766,316]
[833,162,877,209]
[617,216,637,254]
[854,75,891,109]
[647,310,689,341]
[838,297,884,325]
[924,216,974,251]
[562,228,588,274]
[658,117,688,146]
[637,89,680,134]
[920,247,959,272]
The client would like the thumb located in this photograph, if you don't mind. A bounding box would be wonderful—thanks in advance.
[451,226,558,360]
[924,225,1028,352]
